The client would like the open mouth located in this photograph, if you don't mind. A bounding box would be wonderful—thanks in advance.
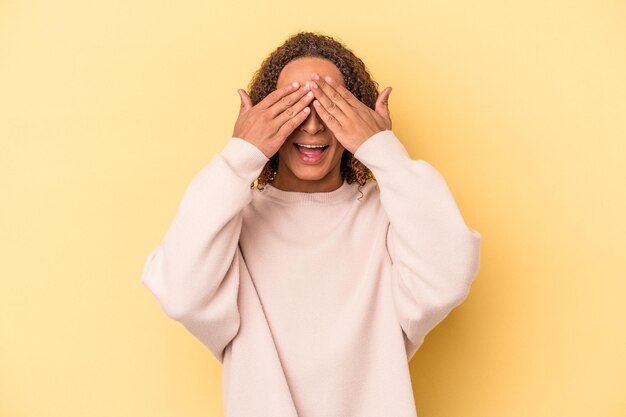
[293,143,330,162]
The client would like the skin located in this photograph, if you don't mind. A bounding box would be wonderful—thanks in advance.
[234,56,393,193]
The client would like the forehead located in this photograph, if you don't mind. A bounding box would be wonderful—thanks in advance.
[276,56,345,88]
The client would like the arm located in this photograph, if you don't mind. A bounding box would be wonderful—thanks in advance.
[141,137,269,363]
[354,130,482,360]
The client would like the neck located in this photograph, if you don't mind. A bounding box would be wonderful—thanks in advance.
[270,166,343,193]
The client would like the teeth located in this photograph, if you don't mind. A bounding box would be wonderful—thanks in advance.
[297,144,327,149]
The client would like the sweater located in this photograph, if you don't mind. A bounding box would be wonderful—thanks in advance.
[141,129,482,417]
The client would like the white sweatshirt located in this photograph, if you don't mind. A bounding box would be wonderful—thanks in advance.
[141,129,482,417]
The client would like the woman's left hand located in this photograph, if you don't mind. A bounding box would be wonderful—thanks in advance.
[309,72,392,154]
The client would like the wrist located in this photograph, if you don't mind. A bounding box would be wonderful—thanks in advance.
[239,137,273,159]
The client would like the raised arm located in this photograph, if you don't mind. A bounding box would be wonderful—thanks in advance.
[302,73,481,360]
[141,138,268,362]
[354,130,482,360]
[141,81,315,362]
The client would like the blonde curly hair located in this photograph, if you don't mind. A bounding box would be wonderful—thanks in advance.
[247,31,381,194]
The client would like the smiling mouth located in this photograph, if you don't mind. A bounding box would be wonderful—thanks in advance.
[293,143,329,153]
[293,143,329,162]
[293,143,330,149]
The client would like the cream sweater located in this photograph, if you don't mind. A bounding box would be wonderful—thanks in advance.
[141,129,482,417]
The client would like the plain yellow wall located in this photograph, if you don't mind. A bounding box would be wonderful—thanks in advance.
[1,0,625,416]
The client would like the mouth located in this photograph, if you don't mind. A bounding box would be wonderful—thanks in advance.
[292,143,330,163]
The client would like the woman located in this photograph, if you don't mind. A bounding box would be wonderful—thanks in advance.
[141,31,482,417]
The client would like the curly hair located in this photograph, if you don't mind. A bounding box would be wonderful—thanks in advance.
[247,31,380,193]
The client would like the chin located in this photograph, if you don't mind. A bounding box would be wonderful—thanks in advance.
[291,168,332,181]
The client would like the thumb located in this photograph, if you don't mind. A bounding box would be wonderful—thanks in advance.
[238,89,253,113]
[375,86,392,118]
[375,87,392,129]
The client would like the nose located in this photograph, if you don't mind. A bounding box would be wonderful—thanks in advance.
[299,105,325,135]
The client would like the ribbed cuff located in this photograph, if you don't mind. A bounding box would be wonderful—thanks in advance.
[353,130,411,171]
[219,137,270,184]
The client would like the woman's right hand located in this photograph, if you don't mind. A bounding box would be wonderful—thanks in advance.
[233,82,314,158]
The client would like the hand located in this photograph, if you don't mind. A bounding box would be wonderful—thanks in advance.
[309,72,392,154]
[233,82,315,158]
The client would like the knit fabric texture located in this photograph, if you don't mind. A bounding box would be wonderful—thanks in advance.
[141,129,482,417]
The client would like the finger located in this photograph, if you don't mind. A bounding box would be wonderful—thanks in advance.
[312,99,342,130]
[258,82,302,110]
[310,76,348,122]
[274,90,315,125]
[375,87,392,120]
[266,83,312,118]
[322,76,362,110]
[238,89,253,113]
[277,105,312,139]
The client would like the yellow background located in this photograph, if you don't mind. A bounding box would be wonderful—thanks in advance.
[1,0,625,416]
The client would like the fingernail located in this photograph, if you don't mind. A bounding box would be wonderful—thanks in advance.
[292,82,300,88]
[312,82,318,89]
[324,76,332,83]
[312,73,319,81]
[305,81,310,89]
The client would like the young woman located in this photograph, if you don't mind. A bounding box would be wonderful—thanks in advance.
[141,31,482,417]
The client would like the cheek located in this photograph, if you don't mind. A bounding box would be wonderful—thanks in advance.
[334,141,346,156]
[333,148,346,165]
[279,140,296,155]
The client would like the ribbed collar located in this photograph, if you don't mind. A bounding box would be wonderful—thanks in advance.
[255,179,361,205]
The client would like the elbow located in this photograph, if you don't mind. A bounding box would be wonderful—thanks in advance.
[141,246,194,321]
[446,226,482,306]
[435,277,472,314]
[141,246,163,296]
[435,264,478,315]
[466,226,482,280]
[457,227,482,299]
[160,300,194,322]
[145,281,197,322]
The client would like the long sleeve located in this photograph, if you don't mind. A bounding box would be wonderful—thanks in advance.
[354,130,482,361]
[141,137,269,363]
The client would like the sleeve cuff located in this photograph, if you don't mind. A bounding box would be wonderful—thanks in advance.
[218,137,270,183]
[353,129,411,170]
